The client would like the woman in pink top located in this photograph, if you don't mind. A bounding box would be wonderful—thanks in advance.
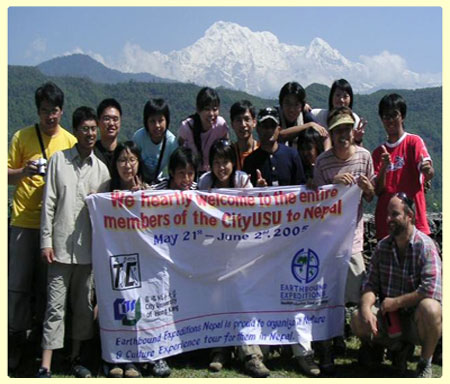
[178,87,229,175]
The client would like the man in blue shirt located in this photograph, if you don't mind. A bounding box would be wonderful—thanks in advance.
[243,107,305,187]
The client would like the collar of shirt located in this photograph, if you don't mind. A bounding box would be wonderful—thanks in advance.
[68,145,95,165]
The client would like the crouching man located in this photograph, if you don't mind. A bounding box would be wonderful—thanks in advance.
[351,193,441,378]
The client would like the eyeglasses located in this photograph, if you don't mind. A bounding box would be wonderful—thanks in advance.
[394,192,414,210]
[78,126,98,134]
[117,157,138,166]
[102,115,120,123]
[381,110,401,121]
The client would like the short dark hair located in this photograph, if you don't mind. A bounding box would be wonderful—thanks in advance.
[279,82,306,107]
[35,81,64,111]
[143,98,170,131]
[97,98,122,118]
[230,100,256,121]
[169,147,198,176]
[297,127,325,154]
[329,79,354,110]
[110,141,145,191]
[378,93,407,119]
[72,106,98,131]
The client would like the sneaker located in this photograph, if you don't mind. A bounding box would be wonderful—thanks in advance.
[416,359,433,378]
[106,363,123,378]
[124,363,142,378]
[36,367,51,378]
[209,351,227,372]
[244,354,270,378]
[151,359,171,378]
[71,357,92,378]
[358,341,384,368]
[391,342,415,374]
[296,354,321,377]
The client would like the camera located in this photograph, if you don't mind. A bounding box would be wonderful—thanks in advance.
[35,158,47,176]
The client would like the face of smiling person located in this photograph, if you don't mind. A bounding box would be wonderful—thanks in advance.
[281,94,303,124]
[99,107,121,141]
[232,110,256,142]
[381,109,404,141]
[198,105,219,131]
[147,113,167,144]
[38,100,63,135]
[212,155,233,187]
[331,124,354,150]
[170,164,196,190]
[75,120,98,153]
[332,88,352,108]
[116,148,139,185]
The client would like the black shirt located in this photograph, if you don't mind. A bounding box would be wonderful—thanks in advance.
[243,143,305,187]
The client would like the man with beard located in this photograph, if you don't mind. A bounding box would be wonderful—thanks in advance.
[351,193,441,378]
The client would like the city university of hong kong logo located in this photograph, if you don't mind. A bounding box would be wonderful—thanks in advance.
[114,298,142,326]
[291,248,320,284]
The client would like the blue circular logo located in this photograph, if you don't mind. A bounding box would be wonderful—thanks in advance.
[291,248,320,284]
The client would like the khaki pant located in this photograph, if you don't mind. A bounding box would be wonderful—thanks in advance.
[345,252,365,304]
[41,262,94,350]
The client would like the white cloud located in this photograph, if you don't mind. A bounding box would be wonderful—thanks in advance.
[25,37,47,59]
[60,47,108,66]
[359,51,408,84]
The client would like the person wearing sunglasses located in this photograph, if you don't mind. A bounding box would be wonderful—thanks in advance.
[372,93,434,241]
[351,193,441,378]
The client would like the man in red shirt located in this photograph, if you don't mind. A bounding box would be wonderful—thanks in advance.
[372,93,434,241]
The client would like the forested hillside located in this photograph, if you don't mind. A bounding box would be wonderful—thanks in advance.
[8,65,442,211]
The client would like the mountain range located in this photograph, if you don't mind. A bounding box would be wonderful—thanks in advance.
[37,21,441,98]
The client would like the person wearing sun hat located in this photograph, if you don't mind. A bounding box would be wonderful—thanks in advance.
[313,106,375,374]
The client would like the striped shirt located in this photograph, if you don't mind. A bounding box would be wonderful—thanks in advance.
[361,227,442,302]
[313,146,374,253]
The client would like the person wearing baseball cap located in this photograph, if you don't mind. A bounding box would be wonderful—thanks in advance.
[313,106,375,374]
[243,108,316,376]
[243,107,305,188]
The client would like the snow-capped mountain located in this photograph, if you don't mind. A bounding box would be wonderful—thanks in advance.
[71,21,443,97]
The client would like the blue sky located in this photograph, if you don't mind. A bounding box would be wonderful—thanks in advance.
[8,6,442,75]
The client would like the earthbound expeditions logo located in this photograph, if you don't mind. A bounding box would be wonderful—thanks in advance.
[291,248,320,284]
[114,298,142,326]
[280,248,328,305]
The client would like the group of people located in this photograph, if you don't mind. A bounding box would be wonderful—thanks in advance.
[7,79,441,378]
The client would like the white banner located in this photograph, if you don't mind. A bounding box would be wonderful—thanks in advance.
[86,184,361,363]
